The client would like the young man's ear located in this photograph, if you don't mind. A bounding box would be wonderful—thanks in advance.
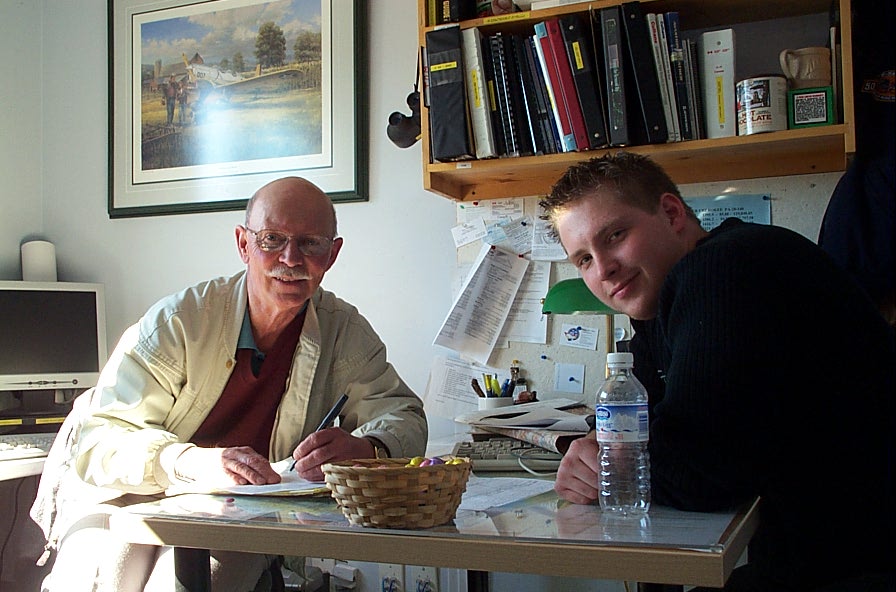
[658,192,689,230]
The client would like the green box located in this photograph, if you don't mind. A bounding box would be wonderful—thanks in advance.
[787,86,835,129]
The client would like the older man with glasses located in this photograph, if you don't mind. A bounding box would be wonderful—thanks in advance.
[33,176,427,592]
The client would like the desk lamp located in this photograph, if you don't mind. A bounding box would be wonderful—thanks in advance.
[541,278,618,355]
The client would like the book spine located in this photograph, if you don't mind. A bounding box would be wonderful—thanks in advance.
[699,28,736,139]
[655,13,681,142]
[523,35,561,154]
[645,13,677,142]
[683,38,704,139]
[545,17,591,151]
[601,6,629,147]
[488,32,520,156]
[664,11,693,140]
[559,13,609,149]
[534,21,576,151]
[503,33,537,156]
[461,27,498,159]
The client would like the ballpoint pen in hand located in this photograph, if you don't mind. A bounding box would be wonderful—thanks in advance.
[290,393,349,471]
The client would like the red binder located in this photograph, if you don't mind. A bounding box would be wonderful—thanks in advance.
[544,18,591,151]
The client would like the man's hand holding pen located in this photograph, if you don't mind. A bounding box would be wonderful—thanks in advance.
[291,428,378,481]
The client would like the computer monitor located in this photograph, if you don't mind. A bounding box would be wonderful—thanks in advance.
[0,280,108,394]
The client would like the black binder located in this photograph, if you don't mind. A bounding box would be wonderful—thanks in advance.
[599,6,629,146]
[425,25,475,161]
[559,13,609,149]
[620,1,669,144]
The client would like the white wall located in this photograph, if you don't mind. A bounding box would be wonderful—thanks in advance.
[2,0,839,427]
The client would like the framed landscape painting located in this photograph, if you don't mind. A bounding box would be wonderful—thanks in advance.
[108,0,368,218]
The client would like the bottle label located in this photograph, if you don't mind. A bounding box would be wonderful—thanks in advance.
[594,404,649,443]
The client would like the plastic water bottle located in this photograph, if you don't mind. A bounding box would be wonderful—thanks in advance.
[594,352,650,516]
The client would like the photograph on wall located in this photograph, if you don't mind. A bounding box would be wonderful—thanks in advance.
[109,0,367,217]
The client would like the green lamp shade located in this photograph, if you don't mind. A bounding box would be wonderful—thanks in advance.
[541,278,617,315]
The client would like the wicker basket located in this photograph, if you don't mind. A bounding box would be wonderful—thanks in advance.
[322,457,471,529]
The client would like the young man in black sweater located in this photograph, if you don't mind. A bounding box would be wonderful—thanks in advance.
[541,152,894,592]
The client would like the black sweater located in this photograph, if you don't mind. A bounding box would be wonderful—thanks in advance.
[630,219,895,591]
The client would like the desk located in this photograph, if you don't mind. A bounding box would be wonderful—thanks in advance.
[0,457,44,482]
[109,487,758,592]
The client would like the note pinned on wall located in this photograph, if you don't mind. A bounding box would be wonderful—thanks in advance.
[684,193,771,231]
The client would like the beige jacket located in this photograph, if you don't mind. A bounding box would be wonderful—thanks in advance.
[32,272,426,552]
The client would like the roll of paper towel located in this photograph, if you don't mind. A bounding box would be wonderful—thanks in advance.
[21,240,58,282]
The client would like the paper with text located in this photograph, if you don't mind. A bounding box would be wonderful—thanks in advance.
[434,244,530,365]
[423,355,503,419]
[165,458,329,497]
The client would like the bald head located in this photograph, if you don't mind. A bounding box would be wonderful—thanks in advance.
[245,177,337,237]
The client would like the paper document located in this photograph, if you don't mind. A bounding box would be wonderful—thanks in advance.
[166,458,330,497]
[434,244,530,365]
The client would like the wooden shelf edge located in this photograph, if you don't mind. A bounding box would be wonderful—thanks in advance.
[423,127,852,201]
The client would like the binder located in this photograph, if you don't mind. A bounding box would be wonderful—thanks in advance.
[520,35,562,154]
[599,6,629,146]
[488,32,520,156]
[534,21,576,151]
[663,12,693,140]
[480,34,507,156]
[425,25,475,161]
[502,33,536,156]
[544,18,591,151]
[619,2,668,145]
[699,28,736,139]
[461,27,498,159]
[558,13,609,149]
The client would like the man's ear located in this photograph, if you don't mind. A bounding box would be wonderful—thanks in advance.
[323,236,344,272]
[658,192,689,231]
[235,225,251,264]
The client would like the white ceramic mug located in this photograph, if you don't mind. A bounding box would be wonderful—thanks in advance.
[478,397,513,410]
[779,46,832,89]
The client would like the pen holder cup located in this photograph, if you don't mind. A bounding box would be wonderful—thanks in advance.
[322,457,472,529]
[478,397,514,410]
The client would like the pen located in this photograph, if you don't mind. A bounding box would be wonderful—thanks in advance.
[471,378,486,398]
[290,393,349,471]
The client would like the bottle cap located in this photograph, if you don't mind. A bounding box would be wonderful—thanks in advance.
[607,352,634,367]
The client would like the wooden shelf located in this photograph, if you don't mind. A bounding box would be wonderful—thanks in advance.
[418,0,855,201]
[423,125,851,201]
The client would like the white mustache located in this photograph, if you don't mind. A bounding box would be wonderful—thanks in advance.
[269,267,310,281]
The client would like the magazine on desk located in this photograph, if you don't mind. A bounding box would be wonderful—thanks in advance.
[456,398,592,454]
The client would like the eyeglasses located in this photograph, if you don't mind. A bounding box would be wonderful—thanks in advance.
[244,227,335,257]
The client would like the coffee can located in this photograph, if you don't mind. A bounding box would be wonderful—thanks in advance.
[736,75,787,135]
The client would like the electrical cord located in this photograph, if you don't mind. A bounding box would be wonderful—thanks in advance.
[0,477,26,583]
[513,446,562,477]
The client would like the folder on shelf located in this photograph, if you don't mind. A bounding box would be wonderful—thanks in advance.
[599,5,629,146]
[619,1,668,145]
[653,13,681,142]
[544,18,591,151]
[558,13,609,149]
[663,11,694,140]
[699,28,736,139]
[533,22,576,152]
[461,27,498,159]
[425,25,475,161]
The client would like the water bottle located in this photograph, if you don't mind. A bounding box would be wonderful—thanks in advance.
[594,352,650,516]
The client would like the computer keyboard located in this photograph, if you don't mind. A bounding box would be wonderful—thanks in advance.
[452,437,563,472]
[0,432,56,461]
